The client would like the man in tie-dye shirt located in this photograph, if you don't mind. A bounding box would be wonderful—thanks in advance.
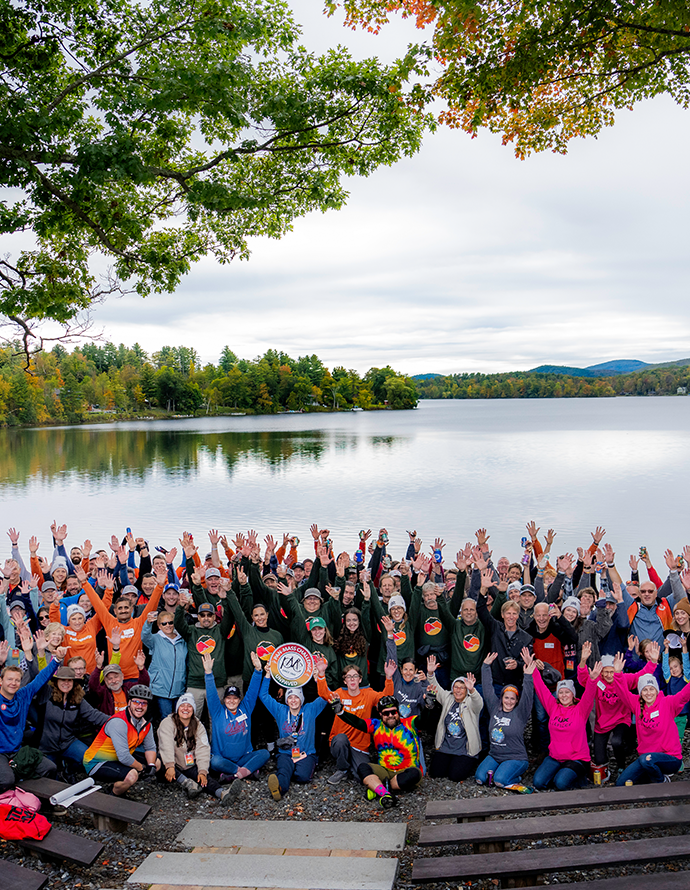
[332,694,423,809]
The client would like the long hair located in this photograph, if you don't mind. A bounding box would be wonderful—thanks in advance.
[334,608,368,656]
[172,711,198,753]
[50,679,85,706]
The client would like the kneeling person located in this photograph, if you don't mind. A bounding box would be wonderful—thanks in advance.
[83,684,160,796]
[331,694,423,809]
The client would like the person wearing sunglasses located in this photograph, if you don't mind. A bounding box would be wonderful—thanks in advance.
[330,693,423,809]
[141,610,188,719]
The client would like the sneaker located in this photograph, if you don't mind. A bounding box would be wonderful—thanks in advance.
[327,769,349,785]
[218,772,234,785]
[366,788,377,801]
[380,794,396,810]
[236,766,252,779]
[268,774,282,801]
[663,774,672,783]
[219,781,244,806]
[179,776,203,800]
[503,784,534,795]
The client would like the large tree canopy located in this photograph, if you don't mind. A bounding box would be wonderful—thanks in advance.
[333,0,690,157]
[0,0,429,354]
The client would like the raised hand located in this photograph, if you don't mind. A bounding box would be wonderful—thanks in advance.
[526,521,539,542]
[264,535,276,554]
[426,654,438,674]
[133,649,146,670]
[201,652,214,674]
[629,553,639,572]
[250,650,261,671]
[613,652,625,673]
[455,550,467,572]
[544,528,556,550]
[310,523,319,541]
[54,645,68,661]
[480,568,493,589]
[627,634,639,653]
[380,614,394,634]
[464,672,476,693]
[589,661,603,680]
[34,630,46,653]
[475,528,489,547]
[7,528,19,546]
[208,528,221,546]
[383,658,397,679]
[108,626,122,649]
[484,651,498,665]
[591,526,606,546]
[581,640,593,662]
[664,548,677,571]
[236,568,248,586]
[646,640,661,663]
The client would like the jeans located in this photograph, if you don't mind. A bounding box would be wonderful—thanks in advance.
[210,749,270,776]
[275,752,317,794]
[532,694,551,753]
[593,724,634,770]
[533,755,588,791]
[330,734,371,775]
[616,752,682,785]
[156,697,177,720]
[475,755,529,787]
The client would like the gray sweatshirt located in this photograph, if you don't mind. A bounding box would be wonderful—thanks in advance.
[481,663,533,763]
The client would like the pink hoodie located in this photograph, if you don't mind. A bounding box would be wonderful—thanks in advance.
[576,662,656,734]
[533,668,596,762]
[614,674,690,758]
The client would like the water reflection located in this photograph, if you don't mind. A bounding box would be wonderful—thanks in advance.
[0,426,403,488]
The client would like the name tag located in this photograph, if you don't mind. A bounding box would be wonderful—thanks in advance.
[597,681,606,691]
[121,628,134,639]
[342,699,352,706]
[650,710,659,719]
[184,752,194,766]
[544,643,554,649]
[236,714,247,723]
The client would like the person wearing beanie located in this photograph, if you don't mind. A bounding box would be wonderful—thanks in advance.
[49,568,114,673]
[615,659,690,785]
[157,694,238,805]
[577,640,660,782]
[561,588,612,679]
[532,649,602,791]
[256,652,328,801]
[475,651,535,791]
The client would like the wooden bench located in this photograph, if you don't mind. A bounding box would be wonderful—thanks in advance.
[0,859,49,890]
[19,825,103,865]
[411,833,690,886]
[425,779,690,822]
[419,802,690,852]
[513,873,690,890]
[21,777,150,833]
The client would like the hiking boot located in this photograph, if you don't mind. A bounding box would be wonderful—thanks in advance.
[179,776,203,799]
[268,774,282,801]
[328,769,348,785]
[219,780,244,805]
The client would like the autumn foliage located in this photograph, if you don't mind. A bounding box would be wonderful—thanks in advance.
[331,0,690,156]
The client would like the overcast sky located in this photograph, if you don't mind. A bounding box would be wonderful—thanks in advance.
[87,2,690,377]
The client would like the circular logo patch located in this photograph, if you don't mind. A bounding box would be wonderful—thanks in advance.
[463,634,480,653]
[196,636,216,655]
[268,643,314,688]
[424,619,442,636]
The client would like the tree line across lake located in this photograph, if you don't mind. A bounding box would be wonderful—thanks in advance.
[415,366,690,401]
[0,343,418,426]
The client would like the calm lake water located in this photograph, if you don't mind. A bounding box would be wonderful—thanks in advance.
[2,398,689,565]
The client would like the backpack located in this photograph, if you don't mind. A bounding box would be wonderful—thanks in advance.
[0,787,41,811]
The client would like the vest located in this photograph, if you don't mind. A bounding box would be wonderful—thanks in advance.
[627,598,674,632]
[83,711,150,771]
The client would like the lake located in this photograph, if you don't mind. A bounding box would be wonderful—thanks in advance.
[2,397,689,566]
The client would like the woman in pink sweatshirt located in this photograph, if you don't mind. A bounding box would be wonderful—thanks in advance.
[577,641,660,781]
[532,649,602,791]
[614,669,690,785]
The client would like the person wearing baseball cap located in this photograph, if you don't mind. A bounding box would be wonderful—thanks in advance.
[200,649,269,789]
[173,589,233,718]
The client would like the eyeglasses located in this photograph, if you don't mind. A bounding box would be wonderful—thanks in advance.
[380,709,398,716]
[130,699,147,706]
[159,620,173,626]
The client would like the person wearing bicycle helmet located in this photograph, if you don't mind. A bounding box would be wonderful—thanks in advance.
[83,683,160,796]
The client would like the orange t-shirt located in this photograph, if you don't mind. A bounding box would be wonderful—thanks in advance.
[317,676,394,753]
[86,584,161,678]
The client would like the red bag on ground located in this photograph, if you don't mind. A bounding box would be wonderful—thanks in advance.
[0,803,51,840]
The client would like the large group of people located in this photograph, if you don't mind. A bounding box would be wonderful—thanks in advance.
[1,520,689,810]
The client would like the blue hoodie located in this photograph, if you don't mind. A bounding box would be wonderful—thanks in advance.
[204,668,261,761]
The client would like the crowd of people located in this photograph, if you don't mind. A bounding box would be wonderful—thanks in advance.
[1,520,690,810]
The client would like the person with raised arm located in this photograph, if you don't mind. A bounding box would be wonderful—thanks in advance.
[614,653,690,785]
[426,656,483,782]
[475,649,534,792]
[532,651,602,791]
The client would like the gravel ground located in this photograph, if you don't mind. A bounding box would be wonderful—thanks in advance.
[5,737,690,890]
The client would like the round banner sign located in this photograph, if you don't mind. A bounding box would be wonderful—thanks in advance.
[268,643,315,688]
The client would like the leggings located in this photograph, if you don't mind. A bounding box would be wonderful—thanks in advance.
[429,751,477,782]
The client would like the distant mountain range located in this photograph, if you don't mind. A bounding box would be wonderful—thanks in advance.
[411,358,690,381]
